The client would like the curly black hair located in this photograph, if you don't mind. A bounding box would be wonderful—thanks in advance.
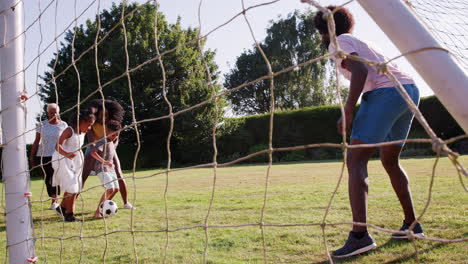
[106,119,122,133]
[314,5,355,36]
[69,109,96,130]
[87,99,124,123]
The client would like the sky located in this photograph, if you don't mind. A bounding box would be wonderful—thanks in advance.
[16,0,435,143]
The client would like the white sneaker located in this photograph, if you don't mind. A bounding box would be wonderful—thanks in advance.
[123,203,136,210]
[50,203,59,210]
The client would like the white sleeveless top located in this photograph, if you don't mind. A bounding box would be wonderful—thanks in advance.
[60,127,85,153]
[51,127,85,190]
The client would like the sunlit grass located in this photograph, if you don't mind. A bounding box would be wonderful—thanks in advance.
[1,156,467,263]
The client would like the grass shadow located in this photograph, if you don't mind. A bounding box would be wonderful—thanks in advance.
[312,250,373,264]
[376,239,448,264]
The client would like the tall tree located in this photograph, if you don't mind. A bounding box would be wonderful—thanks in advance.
[224,11,340,115]
[40,3,224,167]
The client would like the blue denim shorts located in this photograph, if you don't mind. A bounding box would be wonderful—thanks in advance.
[351,84,420,145]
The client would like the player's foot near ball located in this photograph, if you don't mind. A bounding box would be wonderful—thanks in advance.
[93,211,103,218]
[64,213,81,222]
[123,202,136,210]
[332,231,376,258]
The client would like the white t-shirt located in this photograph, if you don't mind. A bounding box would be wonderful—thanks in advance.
[36,120,68,157]
[329,34,414,93]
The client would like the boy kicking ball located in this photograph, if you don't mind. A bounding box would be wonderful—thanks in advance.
[90,120,122,218]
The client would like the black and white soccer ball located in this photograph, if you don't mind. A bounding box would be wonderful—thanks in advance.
[99,200,118,217]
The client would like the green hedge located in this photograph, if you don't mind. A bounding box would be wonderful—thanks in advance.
[216,96,465,163]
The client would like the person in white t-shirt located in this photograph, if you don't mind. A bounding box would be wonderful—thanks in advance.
[30,103,68,210]
[313,5,424,258]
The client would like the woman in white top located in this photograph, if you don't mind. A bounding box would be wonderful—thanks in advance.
[29,103,68,209]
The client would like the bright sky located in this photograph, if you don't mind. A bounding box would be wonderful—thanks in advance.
[19,0,433,143]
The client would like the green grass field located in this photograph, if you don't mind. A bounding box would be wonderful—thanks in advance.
[1,156,467,263]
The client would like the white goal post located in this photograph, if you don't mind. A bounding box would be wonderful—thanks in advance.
[358,0,468,133]
[0,0,35,263]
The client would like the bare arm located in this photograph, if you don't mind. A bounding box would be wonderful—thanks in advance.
[338,52,368,135]
[56,127,75,159]
[29,132,41,167]
[343,53,369,113]
[90,147,113,167]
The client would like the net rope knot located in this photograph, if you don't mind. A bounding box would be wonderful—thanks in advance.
[376,62,389,75]
[335,50,347,60]
[431,138,454,156]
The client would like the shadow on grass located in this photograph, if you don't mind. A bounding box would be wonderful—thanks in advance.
[377,239,448,264]
[31,211,103,223]
[312,238,448,264]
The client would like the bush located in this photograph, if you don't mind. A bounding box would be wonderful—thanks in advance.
[280,150,306,162]
[400,148,432,157]
[247,144,270,163]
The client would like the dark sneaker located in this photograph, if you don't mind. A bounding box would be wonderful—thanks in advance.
[55,206,66,216]
[332,232,377,258]
[392,221,424,239]
[64,213,81,222]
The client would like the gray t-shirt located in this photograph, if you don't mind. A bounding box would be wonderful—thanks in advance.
[92,137,116,173]
[36,120,68,157]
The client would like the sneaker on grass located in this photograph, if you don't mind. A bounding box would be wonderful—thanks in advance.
[392,221,424,239]
[123,202,136,210]
[50,202,59,210]
[55,206,66,216]
[64,213,81,222]
[332,232,376,258]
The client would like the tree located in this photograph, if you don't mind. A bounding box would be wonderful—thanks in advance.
[224,11,341,115]
[39,3,224,167]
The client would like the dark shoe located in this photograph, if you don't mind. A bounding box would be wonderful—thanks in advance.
[332,232,377,258]
[64,213,81,222]
[55,206,66,216]
[392,221,424,239]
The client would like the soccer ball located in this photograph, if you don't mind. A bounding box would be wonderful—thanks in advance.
[99,200,118,217]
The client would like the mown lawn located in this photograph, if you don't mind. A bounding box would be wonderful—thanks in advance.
[1,156,467,263]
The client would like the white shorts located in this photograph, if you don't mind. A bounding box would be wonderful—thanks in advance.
[97,171,119,190]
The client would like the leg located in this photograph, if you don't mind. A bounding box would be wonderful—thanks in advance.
[94,188,118,218]
[347,139,376,233]
[380,145,416,223]
[42,157,59,207]
[65,193,78,214]
[113,153,128,204]
[62,192,73,212]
